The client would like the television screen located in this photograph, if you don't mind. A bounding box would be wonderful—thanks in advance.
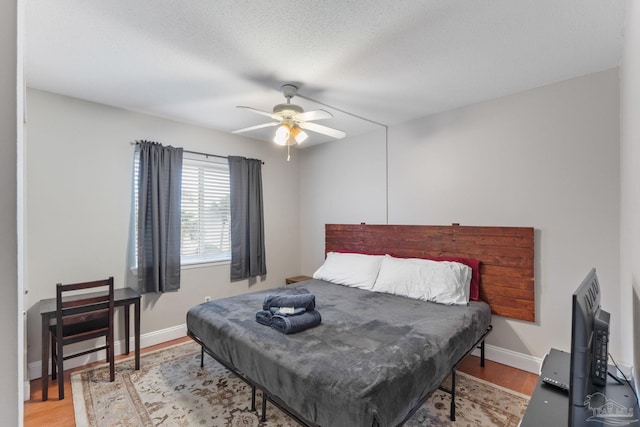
[569,268,609,426]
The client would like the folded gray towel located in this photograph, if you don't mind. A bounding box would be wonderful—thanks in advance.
[263,293,316,311]
[269,306,306,316]
[255,310,272,326]
[271,310,322,334]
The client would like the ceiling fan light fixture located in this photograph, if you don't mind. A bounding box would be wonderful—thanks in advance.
[234,82,346,155]
[291,126,308,144]
[274,124,290,145]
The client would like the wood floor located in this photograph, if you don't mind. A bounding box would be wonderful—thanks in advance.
[24,337,539,427]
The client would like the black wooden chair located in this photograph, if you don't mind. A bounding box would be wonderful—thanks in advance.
[49,277,115,400]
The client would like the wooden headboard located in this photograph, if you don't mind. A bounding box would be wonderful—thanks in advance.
[325,223,535,322]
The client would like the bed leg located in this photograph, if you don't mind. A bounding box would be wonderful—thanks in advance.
[450,370,456,421]
[200,346,204,368]
[261,393,267,422]
[480,339,486,367]
[251,386,256,411]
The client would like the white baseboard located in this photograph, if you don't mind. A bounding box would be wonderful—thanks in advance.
[138,323,187,349]
[29,323,543,382]
[471,343,543,374]
[23,381,30,401]
[28,323,187,381]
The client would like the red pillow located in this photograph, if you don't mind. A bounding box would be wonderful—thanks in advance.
[425,256,481,301]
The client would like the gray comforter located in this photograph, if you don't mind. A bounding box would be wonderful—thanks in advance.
[186,279,491,427]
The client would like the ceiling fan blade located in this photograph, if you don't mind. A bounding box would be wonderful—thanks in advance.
[294,109,333,122]
[237,106,280,120]
[232,122,280,134]
[298,121,346,139]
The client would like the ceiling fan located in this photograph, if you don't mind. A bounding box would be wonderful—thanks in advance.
[232,84,346,147]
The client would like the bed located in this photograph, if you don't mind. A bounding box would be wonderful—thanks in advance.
[186,223,535,426]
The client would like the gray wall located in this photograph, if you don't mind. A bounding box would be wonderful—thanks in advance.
[22,65,634,389]
[14,2,640,407]
[24,89,301,373]
[300,129,388,271]
[620,0,640,386]
[25,69,626,380]
[1,0,20,424]
[301,69,621,368]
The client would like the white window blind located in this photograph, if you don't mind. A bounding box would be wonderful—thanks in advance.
[180,158,231,264]
[133,154,231,266]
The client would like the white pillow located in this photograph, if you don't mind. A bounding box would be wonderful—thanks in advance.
[372,255,471,305]
[312,252,383,290]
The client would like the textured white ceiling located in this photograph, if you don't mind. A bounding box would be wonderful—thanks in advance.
[26,0,624,147]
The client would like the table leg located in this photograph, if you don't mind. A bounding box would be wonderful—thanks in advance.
[134,298,140,370]
[124,304,130,355]
[41,314,49,401]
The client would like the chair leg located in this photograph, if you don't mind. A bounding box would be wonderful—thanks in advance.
[108,336,115,382]
[50,334,57,381]
[57,339,65,400]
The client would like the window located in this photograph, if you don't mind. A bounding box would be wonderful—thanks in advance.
[133,154,231,266]
[180,157,231,264]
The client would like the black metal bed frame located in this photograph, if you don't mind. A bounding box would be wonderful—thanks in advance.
[408,325,493,423]
[187,324,492,426]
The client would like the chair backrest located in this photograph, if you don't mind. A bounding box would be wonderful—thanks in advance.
[55,277,114,335]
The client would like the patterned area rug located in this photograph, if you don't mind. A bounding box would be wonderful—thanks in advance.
[71,341,529,426]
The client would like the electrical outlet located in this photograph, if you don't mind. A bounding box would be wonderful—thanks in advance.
[204,296,211,302]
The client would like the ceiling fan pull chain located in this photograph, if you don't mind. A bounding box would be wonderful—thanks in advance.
[287,143,291,162]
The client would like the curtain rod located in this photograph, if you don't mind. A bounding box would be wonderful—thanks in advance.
[184,149,228,160]
[130,141,264,164]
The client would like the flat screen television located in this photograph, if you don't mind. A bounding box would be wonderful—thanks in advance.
[569,268,610,426]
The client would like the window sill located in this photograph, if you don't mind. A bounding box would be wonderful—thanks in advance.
[129,259,230,274]
[181,259,230,270]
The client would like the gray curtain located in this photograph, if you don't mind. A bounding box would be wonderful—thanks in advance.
[137,141,183,293]
[228,156,266,280]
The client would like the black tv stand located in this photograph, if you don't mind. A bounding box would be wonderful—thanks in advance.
[520,348,639,427]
